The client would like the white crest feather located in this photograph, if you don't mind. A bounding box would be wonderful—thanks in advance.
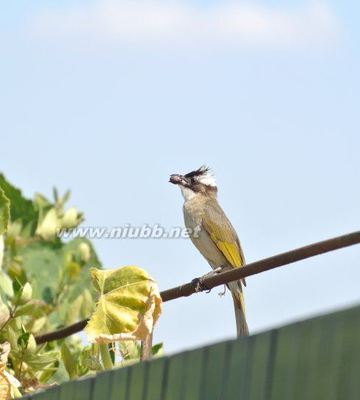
[198,168,216,188]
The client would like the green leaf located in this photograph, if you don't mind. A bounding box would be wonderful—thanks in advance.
[38,364,59,383]
[0,174,38,235]
[14,299,49,318]
[35,208,61,241]
[6,220,22,237]
[0,271,14,299]
[5,326,18,352]
[17,331,31,350]
[22,349,59,370]
[17,242,63,301]
[26,316,47,334]
[12,279,22,296]
[151,342,164,358]
[18,282,32,304]
[118,341,163,363]
[33,193,52,211]
[62,190,71,204]
[52,187,59,203]
[42,286,55,305]
[61,207,83,229]
[62,238,101,296]
[64,295,83,325]
[16,238,100,327]
[119,341,141,360]
[0,187,10,235]
[61,342,78,379]
[79,347,102,372]
[64,261,81,281]
[80,289,95,319]
[79,242,91,262]
[26,334,37,353]
[85,266,162,343]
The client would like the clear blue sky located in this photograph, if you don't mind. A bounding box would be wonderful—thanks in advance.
[1,0,359,353]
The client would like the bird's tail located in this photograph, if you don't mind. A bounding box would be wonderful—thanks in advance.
[229,281,249,337]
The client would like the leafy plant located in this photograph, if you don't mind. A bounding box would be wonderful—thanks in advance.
[0,175,163,398]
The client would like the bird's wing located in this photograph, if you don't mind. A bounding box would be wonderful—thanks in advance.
[202,199,245,270]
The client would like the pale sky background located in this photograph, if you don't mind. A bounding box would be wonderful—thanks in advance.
[1,0,359,353]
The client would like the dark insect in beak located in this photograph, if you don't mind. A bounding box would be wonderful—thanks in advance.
[169,174,185,185]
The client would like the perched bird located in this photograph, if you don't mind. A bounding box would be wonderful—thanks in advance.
[169,166,249,337]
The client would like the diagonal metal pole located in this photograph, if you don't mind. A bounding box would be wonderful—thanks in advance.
[35,231,360,345]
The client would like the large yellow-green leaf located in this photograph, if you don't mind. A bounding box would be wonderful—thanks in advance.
[85,266,162,343]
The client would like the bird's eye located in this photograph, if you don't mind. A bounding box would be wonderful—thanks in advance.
[191,177,196,184]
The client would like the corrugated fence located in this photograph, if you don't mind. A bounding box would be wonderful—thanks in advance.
[23,304,360,400]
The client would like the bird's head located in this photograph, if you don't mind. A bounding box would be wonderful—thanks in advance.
[169,165,217,200]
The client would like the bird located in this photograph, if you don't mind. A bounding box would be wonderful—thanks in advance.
[169,165,249,337]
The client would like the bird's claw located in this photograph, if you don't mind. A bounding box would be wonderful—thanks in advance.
[218,285,227,297]
[192,278,211,293]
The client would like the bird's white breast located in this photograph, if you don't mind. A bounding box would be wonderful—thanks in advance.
[180,186,196,201]
[183,199,227,269]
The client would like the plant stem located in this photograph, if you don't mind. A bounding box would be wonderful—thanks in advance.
[99,344,113,370]
[141,333,153,361]
[0,304,17,332]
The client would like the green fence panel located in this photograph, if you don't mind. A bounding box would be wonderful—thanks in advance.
[312,311,346,400]
[163,352,187,400]
[248,330,276,400]
[20,305,360,400]
[58,379,76,400]
[269,322,301,400]
[144,357,167,400]
[127,361,147,400]
[295,317,326,400]
[334,306,360,400]
[76,378,95,400]
[270,306,360,400]
[222,330,275,400]
[200,341,229,400]
[272,318,322,400]
[91,370,111,399]
[109,366,129,400]
[181,347,206,400]
[223,336,252,400]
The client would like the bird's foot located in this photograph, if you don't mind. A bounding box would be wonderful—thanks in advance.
[218,285,227,297]
[192,267,225,293]
[191,277,211,293]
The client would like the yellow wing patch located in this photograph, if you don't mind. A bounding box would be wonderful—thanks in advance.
[202,200,245,270]
[210,236,242,268]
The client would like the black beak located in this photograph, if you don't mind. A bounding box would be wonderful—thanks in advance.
[169,174,185,185]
